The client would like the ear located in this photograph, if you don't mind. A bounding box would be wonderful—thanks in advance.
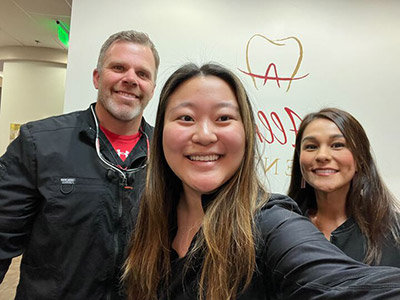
[93,69,100,89]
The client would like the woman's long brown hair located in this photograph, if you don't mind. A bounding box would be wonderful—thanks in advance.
[288,107,400,265]
[123,63,268,299]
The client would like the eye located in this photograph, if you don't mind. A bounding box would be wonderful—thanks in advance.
[178,115,194,122]
[217,115,231,122]
[112,65,124,71]
[303,144,317,151]
[138,71,149,79]
[332,142,346,149]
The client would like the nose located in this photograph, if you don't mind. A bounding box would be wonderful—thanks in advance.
[122,69,138,86]
[315,145,331,162]
[192,121,218,145]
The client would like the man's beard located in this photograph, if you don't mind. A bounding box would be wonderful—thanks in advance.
[98,93,144,122]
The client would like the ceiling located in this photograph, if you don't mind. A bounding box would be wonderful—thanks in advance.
[0,0,72,78]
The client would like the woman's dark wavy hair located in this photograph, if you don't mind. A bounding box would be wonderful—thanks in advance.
[288,107,400,265]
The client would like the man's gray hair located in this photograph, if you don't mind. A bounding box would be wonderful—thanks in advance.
[96,30,160,80]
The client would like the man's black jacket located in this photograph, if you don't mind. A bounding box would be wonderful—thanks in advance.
[0,104,153,299]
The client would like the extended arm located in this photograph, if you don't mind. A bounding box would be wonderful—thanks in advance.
[260,196,400,299]
[0,125,40,283]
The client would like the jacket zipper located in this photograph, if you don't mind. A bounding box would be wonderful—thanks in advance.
[107,183,125,300]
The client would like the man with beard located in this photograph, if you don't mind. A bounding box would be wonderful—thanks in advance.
[0,30,159,299]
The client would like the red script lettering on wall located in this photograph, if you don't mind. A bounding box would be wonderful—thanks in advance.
[256,107,302,148]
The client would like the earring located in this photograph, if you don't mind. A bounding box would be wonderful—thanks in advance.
[301,177,306,189]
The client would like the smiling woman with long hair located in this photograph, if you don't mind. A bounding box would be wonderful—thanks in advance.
[288,107,400,266]
[123,64,400,300]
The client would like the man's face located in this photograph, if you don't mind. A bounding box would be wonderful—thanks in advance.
[93,41,156,123]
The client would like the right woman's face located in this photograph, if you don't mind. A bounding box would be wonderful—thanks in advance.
[162,75,246,198]
[299,118,356,196]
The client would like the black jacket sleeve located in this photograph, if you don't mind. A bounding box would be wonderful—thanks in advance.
[0,124,41,283]
[259,194,400,299]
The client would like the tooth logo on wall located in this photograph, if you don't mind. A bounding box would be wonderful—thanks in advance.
[239,34,309,92]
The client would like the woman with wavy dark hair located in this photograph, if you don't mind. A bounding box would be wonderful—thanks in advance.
[123,64,400,300]
[288,107,400,266]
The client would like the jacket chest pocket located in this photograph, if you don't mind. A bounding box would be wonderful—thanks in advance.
[44,177,112,228]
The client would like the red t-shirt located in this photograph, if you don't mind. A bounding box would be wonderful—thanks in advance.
[100,125,141,161]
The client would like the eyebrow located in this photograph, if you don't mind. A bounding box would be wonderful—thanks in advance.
[106,60,125,67]
[168,100,239,111]
[107,61,153,76]
[301,134,344,143]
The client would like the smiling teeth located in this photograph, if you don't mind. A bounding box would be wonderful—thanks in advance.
[117,91,138,98]
[314,169,337,174]
[189,155,219,162]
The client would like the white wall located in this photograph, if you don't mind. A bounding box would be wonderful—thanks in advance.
[65,0,400,197]
[0,61,66,154]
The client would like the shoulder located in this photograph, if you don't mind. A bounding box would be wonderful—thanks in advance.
[380,215,400,267]
[255,193,322,247]
[263,193,301,212]
[257,193,302,223]
[256,193,308,238]
[23,109,87,135]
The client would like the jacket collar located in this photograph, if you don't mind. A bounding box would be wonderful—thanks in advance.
[79,103,154,144]
[79,103,97,143]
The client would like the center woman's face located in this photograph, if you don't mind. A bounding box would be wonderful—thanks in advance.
[163,75,246,197]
